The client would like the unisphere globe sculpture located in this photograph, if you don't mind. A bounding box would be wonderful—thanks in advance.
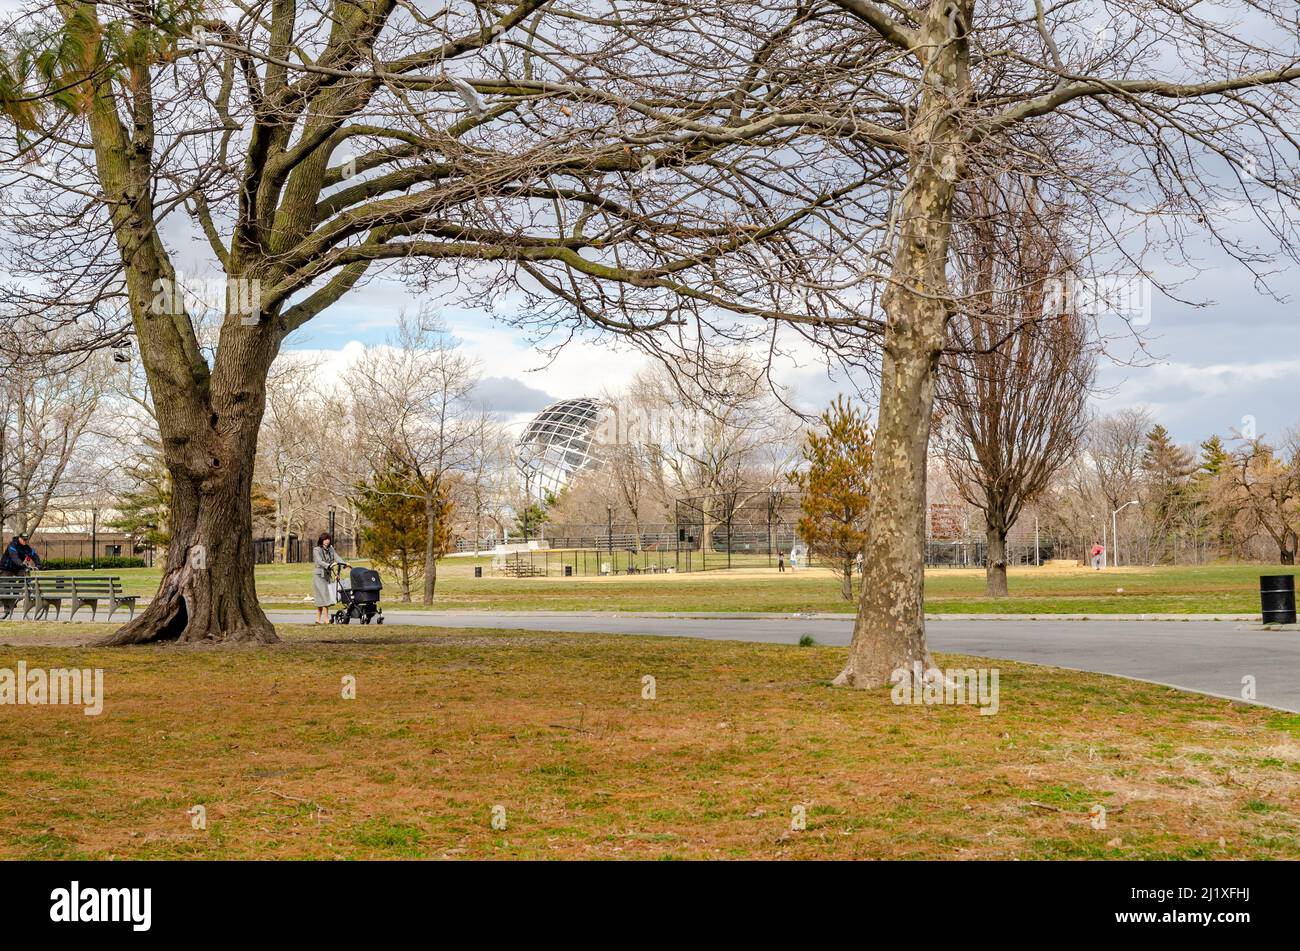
[517,397,606,498]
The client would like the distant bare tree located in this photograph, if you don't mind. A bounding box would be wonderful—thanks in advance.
[0,337,110,536]
[347,317,483,603]
[1087,408,1152,563]
[936,181,1096,596]
[258,355,324,561]
[1222,433,1300,565]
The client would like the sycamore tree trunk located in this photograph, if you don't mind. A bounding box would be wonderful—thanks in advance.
[985,518,1009,597]
[977,509,1008,597]
[834,1,969,688]
[423,491,438,605]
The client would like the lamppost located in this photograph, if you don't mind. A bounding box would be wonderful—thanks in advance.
[1111,500,1139,568]
[91,506,98,570]
[606,505,613,558]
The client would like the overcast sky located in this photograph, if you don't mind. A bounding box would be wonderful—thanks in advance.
[284,211,1300,450]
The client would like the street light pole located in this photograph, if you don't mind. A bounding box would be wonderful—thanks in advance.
[91,507,98,571]
[1111,500,1140,568]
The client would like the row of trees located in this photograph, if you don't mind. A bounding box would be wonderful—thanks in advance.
[546,359,802,545]
[1040,413,1300,568]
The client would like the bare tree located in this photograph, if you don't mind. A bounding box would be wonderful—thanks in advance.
[627,359,801,542]
[1222,433,1300,565]
[347,316,482,603]
[936,181,1096,596]
[459,418,511,555]
[822,0,1300,687]
[1087,408,1152,563]
[0,1,883,643]
[258,354,324,561]
[0,337,110,536]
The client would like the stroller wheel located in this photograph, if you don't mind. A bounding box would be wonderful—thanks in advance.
[377,616,384,625]
[360,615,371,625]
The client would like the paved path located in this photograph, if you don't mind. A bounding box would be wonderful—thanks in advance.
[266,610,1300,712]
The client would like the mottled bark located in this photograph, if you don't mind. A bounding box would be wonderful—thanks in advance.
[834,0,970,688]
[985,519,1009,598]
[422,491,439,606]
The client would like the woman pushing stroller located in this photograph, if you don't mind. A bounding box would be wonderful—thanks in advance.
[312,532,349,624]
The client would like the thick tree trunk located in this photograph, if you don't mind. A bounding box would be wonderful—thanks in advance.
[833,1,968,689]
[985,518,1009,598]
[97,457,276,645]
[833,299,944,687]
[94,274,279,645]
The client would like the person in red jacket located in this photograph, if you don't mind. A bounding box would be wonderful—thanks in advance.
[1090,543,1105,570]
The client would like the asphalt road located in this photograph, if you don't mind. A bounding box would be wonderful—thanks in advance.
[266,610,1300,712]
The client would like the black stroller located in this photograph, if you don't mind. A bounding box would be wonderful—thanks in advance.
[329,564,385,625]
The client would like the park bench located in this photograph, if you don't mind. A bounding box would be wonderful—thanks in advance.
[8,576,139,622]
[29,576,75,620]
[0,576,32,620]
[66,577,139,621]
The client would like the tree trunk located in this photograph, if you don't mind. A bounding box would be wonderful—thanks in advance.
[423,491,438,605]
[91,254,279,645]
[833,1,968,689]
[840,564,854,601]
[985,517,1009,598]
[97,417,276,645]
[833,296,944,686]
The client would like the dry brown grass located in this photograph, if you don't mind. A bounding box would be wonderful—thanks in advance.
[1,623,1297,859]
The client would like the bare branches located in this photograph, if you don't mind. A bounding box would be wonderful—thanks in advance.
[830,0,919,54]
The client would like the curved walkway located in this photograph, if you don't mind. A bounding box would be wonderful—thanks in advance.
[265,610,1300,713]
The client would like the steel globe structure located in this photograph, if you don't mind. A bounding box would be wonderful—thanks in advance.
[516,397,606,499]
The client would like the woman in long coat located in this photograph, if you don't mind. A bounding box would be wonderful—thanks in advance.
[312,532,348,624]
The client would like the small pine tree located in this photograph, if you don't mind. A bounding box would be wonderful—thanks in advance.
[354,461,452,602]
[514,497,551,540]
[1141,424,1197,560]
[790,397,873,600]
[109,448,172,554]
[1198,435,1229,477]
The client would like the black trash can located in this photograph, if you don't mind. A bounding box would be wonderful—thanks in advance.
[1260,574,1296,624]
[474,566,482,578]
[564,565,573,577]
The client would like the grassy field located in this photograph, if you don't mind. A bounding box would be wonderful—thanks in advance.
[75,561,1297,615]
[2,623,1298,859]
